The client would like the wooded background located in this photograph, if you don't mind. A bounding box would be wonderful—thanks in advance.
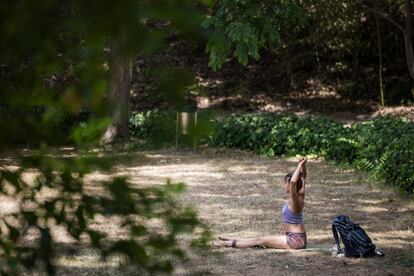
[0,0,413,274]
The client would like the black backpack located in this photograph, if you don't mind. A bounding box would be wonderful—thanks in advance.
[332,215,378,258]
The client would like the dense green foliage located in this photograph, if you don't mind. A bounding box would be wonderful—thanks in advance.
[202,0,305,70]
[0,0,209,146]
[353,117,414,192]
[130,110,177,147]
[129,109,216,148]
[208,113,414,193]
[0,0,212,274]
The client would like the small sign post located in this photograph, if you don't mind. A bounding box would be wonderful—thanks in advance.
[175,104,198,151]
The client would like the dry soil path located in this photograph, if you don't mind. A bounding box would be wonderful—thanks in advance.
[10,149,411,275]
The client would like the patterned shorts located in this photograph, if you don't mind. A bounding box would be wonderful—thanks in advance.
[286,232,307,249]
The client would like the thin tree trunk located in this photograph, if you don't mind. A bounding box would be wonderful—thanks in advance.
[314,48,321,72]
[101,40,132,143]
[375,13,385,106]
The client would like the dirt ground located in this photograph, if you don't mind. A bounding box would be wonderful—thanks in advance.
[3,149,413,275]
[52,149,413,276]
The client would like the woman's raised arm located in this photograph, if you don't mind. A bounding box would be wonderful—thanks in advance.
[299,158,307,196]
[289,158,307,212]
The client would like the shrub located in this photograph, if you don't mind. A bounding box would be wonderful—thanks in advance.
[325,137,358,164]
[378,135,414,193]
[129,110,216,148]
[129,110,176,147]
[209,113,351,156]
[354,117,414,193]
[208,113,414,193]
[353,117,414,163]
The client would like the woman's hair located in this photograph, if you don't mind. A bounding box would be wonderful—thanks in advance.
[284,173,303,193]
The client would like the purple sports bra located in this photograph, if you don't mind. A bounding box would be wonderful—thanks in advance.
[281,202,303,224]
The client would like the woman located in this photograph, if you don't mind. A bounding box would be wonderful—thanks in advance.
[212,157,308,249]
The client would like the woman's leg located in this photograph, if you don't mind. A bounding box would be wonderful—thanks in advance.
[213,235,288,249]
[219,236,253,241]
[238,235,288,249]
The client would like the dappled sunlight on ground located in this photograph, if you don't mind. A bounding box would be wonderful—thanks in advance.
[0,196,20,215]
[3,149,413,275]
[120,150,413,276]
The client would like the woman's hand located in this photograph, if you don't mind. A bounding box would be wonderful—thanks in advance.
[298,158,307,177]
[298,157,307,166]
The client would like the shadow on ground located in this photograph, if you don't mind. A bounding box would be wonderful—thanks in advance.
[5,148,413,275]
[115,149,414,275]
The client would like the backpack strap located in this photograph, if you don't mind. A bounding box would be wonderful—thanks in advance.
[332,223,342,252]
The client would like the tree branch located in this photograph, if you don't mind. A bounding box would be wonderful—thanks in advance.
[359,2,406,35]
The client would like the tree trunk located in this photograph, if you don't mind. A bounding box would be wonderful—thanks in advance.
[375,13,385,106]
[101,41,132,143]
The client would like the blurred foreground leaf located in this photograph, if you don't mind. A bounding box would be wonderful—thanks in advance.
[0,0,212,274]
[0,153,210,274]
